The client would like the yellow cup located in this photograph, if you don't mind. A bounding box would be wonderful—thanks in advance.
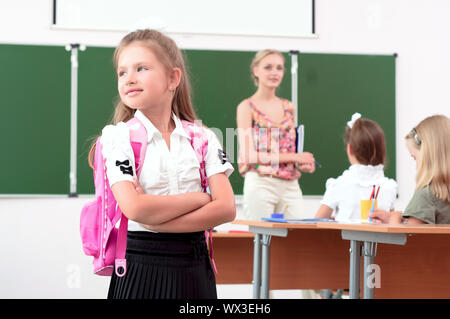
[360,199,378,221]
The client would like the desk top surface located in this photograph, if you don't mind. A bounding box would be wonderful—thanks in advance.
[232,219,450,234]
[212,231,254,238]
[233,219,317,229]
[316,222,450,234]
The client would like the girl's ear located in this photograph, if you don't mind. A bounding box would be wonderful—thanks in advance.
[169,67,182,90]
[347,143,353,157]
[346,143,359,165]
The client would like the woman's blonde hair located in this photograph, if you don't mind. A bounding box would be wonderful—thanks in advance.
[88,29,197,167]
[250,49,284,86]
[405,114,450,202]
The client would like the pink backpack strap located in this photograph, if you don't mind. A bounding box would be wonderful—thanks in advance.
[127,117,149,175]
[181,120,208,191]
[114,117,148,277]
[181,120,218,274]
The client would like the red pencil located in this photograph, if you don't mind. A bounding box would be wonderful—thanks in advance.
[375,186,381,199]
[369,185,376,200]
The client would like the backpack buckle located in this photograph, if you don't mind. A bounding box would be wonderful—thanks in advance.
[115,259,126,277]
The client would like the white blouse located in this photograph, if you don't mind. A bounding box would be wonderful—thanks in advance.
[321,164,398,222]
[100,110,234,231]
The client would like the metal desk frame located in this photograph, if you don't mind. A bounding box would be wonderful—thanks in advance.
[341,230,407,299]
[249,225,409,299]
[249,225,288,299]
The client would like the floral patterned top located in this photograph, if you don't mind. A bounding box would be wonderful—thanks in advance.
[238,98,300,180]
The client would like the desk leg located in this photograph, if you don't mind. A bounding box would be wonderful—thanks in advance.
[252,233,261,299]
[260,234,272,299]
[349,240,362,299]
[342,230,406,299]
[363,241,377,299]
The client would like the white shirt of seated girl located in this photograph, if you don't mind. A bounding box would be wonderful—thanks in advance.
[101,110,234,231]
[320,164,397,222]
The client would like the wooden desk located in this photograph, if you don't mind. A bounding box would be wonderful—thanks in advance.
[212,232,255,284]
[228,220,450,299]
[316,222,450,299]
[230,220,349,298]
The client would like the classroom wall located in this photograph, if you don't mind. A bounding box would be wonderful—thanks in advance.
[1,0,449,298]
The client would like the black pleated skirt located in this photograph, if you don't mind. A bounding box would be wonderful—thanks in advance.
[107,231,217,299]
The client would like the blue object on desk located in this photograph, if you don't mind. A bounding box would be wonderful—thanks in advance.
[271,213,284,219]
[261,217,288,223]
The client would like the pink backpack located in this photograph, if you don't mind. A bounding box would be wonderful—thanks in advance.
[80,117,213,277]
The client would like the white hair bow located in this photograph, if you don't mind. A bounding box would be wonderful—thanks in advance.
[347,113,361,129]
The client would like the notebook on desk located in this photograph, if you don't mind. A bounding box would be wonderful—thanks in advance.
[261,217,336,224]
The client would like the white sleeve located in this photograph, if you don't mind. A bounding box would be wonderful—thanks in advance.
[100,122,136,187]
[320,178,339,210]
[204,128,234,178]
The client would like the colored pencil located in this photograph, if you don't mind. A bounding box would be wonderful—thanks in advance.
[375,186,381,199]
[369,185,376,200]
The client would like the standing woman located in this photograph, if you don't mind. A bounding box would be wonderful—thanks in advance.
[237,49,316,221]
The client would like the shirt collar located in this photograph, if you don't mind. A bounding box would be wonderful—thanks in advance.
[134,110,190,143]
[172,113,191,140]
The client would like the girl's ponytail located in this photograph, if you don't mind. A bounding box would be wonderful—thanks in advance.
[344,117,386,167]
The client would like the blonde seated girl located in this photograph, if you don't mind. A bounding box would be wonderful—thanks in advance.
[370,114,450,224]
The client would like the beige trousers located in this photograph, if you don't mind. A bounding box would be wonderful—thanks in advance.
[243,171,307,221]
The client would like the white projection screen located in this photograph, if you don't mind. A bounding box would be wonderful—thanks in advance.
[53,0,315,37]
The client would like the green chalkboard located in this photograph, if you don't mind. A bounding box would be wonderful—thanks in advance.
[0,44,70,194]
[0,44,395,196]
[77,47,118,194]
[298,53,396,195]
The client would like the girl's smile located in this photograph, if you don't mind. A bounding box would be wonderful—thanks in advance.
[125,88,143,96]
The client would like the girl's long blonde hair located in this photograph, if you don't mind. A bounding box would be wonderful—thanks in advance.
[406,114,450,202]
[88,29,197,167]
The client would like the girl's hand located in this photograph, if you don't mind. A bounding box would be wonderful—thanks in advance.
[369,209,390,224]
[199,192,213,206]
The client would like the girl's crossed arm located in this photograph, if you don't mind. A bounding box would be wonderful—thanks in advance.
[111,181,212,225]
[140,173,236,233]
[104,122,235,232]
